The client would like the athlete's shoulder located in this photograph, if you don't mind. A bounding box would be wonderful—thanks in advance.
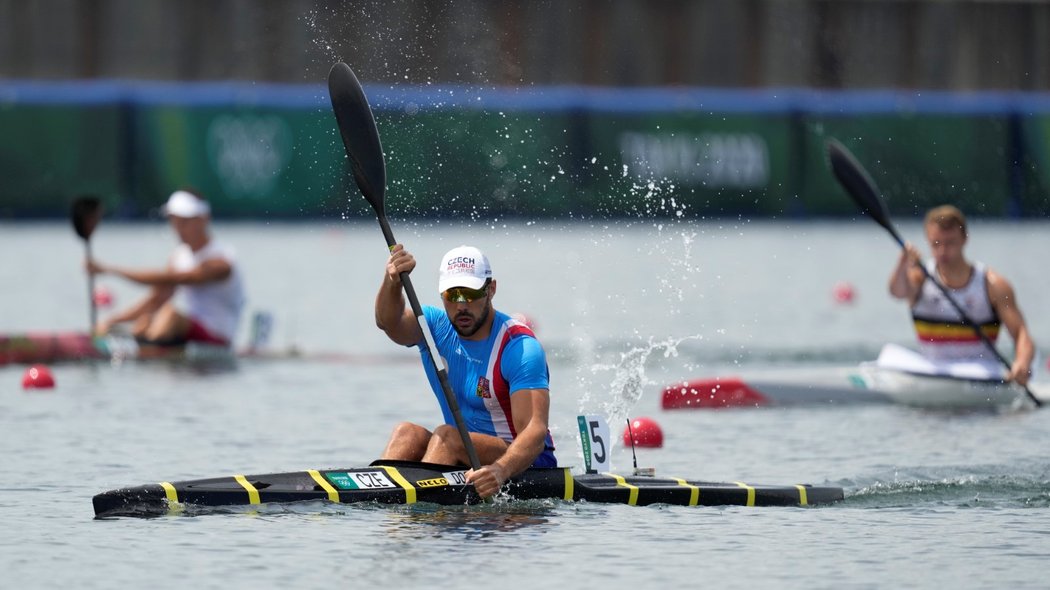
[422,304,448,325]
[985,266,1018,301]
[501,328,546,368]
[495,310,539,339]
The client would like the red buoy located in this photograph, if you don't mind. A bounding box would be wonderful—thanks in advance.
[93,285,114,307]
[22,364,55,389]
[623,417,663,448]
[832,281,856,304]
[662,377,770,409]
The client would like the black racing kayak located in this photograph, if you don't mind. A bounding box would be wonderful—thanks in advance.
[92,459,844,517]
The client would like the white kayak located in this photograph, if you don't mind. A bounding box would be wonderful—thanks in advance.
[662,344,1050,410]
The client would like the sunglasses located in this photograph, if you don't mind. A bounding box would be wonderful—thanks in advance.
[442,280,491,303]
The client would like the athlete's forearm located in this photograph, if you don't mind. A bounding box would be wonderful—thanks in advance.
[374,275,406,330]
[888,259,913,299]
[889,244,921,300]
[374,274,423,346]
[1014,326,1035,369]
[492,425,547,477]
[105,290,167,326]
[102,265,179,286]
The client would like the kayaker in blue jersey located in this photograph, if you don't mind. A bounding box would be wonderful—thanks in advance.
[86,189,246,347]
[888,204,1035,385]
[375,244,556,499]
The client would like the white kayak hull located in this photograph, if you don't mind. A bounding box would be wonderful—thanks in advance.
[662,345,1049,410]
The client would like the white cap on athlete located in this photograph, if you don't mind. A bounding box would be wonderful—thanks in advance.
[162,190,211,218]
[437,245,492,293]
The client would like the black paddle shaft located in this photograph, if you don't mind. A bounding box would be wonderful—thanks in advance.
[826,138,1040,407]
[71,196,103,334]
[327,62,485,467]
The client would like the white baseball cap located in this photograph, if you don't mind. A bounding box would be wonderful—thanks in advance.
[437,245,492,293]
[161,190,211,218]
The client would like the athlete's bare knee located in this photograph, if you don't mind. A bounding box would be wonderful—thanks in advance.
[381,422,431,461]
[423,425,465,465]
[391,422,427,438]
[432,424,458,439]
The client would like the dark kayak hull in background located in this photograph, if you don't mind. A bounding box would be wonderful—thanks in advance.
[0,331,234,365]
[0,332,106,364]
[0,331,386,366]
[92,460,844,517]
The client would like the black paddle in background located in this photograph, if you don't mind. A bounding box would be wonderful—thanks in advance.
[71,195,103,335]
[825,138,1041,408]
[327,62,484,470]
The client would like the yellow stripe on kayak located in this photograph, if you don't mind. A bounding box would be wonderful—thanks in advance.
[608,474,639,505]
[733,481,756,506]
[159,481,179,504]
[308,470,341,503]
[562,468,574,500]
[159,481,183,514]
[379,466,416,504]
[673,478,700,506]
[234,475,261,505]
[795,485,809,506]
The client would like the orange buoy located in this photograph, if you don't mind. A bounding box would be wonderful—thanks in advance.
[93,285,114,307]
[832,281,856,304]
[22,364,55,389]
[623,417,663,448]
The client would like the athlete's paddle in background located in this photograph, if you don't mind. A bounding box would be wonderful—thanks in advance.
[327,62,484,470]
[826,138,1041,408]
[72,196,103,335]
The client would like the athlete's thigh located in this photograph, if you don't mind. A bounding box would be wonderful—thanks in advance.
[147,303,191,339]
[158,304,194,338]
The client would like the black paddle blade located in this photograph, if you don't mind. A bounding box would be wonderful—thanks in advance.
[71,195,103,241]
[328,62,387,217]
[825,138,902,243]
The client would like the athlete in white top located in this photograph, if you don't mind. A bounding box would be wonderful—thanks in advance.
[888,204,1034,385]
[87,190,245,346]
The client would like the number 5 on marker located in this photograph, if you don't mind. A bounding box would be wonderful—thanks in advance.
[577,415,611,474]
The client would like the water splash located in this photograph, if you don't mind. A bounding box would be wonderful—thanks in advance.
[577,335,700,435]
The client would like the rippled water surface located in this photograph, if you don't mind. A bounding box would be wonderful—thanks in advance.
[2,220,1048,589]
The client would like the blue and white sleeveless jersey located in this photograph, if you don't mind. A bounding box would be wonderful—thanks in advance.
[416,306,557,467]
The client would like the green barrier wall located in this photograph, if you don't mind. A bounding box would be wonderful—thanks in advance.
[1,86,1048,220]
[799,114,1015,217]
[1019,114,1050,216]
[128,105,352,218]
[373,110,578,218]
[581,112,798,218]
[0,104,124,217]
[374,110,799,219]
